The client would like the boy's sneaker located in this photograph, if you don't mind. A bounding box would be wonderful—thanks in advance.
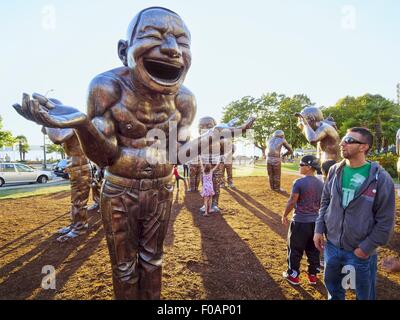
[282,271,300,286]
[308,274,317,285]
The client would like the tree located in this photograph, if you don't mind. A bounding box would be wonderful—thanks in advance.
[323,94,400,152]
[46,143,66,159]
[222,95,276,158]
[15,135,29,161]
[222,93,313,158]
[274,94,312,149]
[0,116,15,148]
[358,94,399,152]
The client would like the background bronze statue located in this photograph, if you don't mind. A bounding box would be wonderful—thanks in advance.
[220,141,235,188]
[89,162,104,212]
[198,116,223,214]
[13,7,254,300]
[43,125,91,243]
[266,130,293,191]
[296,106,340,170]
[188,156,201,192]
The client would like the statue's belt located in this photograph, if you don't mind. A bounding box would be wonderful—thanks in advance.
[104,171,173,191]
[67,164,91,173]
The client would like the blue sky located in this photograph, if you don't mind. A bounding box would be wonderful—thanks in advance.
[1,0,399,145]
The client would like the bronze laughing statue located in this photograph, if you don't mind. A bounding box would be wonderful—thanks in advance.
[198,117,223,214]
[13,7,254,300]
[88,162,104,212]
[220,143,235,188]
[220,119,238,189]
[187,118,208,193]
[266,130,293,191]
[43,124,91,243]
[296,106,340,173]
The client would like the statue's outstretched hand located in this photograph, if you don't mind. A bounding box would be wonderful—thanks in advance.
[214,116,256,132]
[13,93,87,129]
[238,116,256,131]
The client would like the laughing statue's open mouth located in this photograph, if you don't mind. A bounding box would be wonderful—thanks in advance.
[143,59,183,84]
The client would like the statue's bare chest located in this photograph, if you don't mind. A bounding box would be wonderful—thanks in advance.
[111,91,181,139]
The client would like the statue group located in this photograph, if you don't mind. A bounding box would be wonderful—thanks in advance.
[13,7,253,300]
[12,5,346,300]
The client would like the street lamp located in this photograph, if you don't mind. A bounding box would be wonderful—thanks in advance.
[45,89,54,97]
[41,89,54,169]
[42,131,47,169]
[396,83,400,105]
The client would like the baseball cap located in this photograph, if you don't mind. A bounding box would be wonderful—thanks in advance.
[300,155,320,171]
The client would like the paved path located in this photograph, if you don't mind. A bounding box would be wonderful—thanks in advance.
[0,177,68,191]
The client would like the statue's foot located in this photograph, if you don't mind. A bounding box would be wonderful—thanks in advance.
[210,205,221,214]
[220,183,226,188]
[57,224,73,235]
[228,183,235,188]
[200,205,220,214]
[56,224,88,243]
[88,203,99,211]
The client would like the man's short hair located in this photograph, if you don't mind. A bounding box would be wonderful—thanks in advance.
[348,127,374,153]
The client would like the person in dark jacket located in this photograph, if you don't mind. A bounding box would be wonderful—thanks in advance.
[314,127,395,300]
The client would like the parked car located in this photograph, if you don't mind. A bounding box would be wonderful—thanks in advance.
[53,159,69,179]
[0,163,53,187]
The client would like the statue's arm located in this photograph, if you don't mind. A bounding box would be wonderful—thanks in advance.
[176,86,197,144]
[282,140,293,156]
[74,76,120,167]
[303,123,328,143]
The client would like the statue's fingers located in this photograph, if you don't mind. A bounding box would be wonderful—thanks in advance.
[13,103,31,120]
[33,92,55,110]
[37,110,55,127]
[31,99,45,124]
[21,93,35,119]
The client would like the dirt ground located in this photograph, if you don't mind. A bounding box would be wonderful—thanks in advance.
[0,174,399,300]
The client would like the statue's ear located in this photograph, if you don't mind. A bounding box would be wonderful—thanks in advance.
[118,40,128,66]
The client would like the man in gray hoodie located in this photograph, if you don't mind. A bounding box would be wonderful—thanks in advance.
[314,127,395,300]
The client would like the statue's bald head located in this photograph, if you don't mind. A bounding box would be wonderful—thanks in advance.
[126,7,185,45]
[199,117,217,130]
[273,130,285,138]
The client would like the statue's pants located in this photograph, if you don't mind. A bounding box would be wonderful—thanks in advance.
[189,164,201,191]
[212,164,224,206]
[101,172,173,300]
[222,163,233,185]
[267,161,281,190]
[68,164,91,225]
[91,179,102,205]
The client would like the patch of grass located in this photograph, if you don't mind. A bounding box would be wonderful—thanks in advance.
[0,185,70,200]
[232,162,299,177]
[282,162,299,172]
[233,165,266,177]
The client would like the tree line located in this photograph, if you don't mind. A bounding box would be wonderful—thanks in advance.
[222,92,400,158]
[0,116,65,161]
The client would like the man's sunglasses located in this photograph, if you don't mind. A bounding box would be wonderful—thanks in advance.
[341,136,367,145]
[299,163,309,167]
